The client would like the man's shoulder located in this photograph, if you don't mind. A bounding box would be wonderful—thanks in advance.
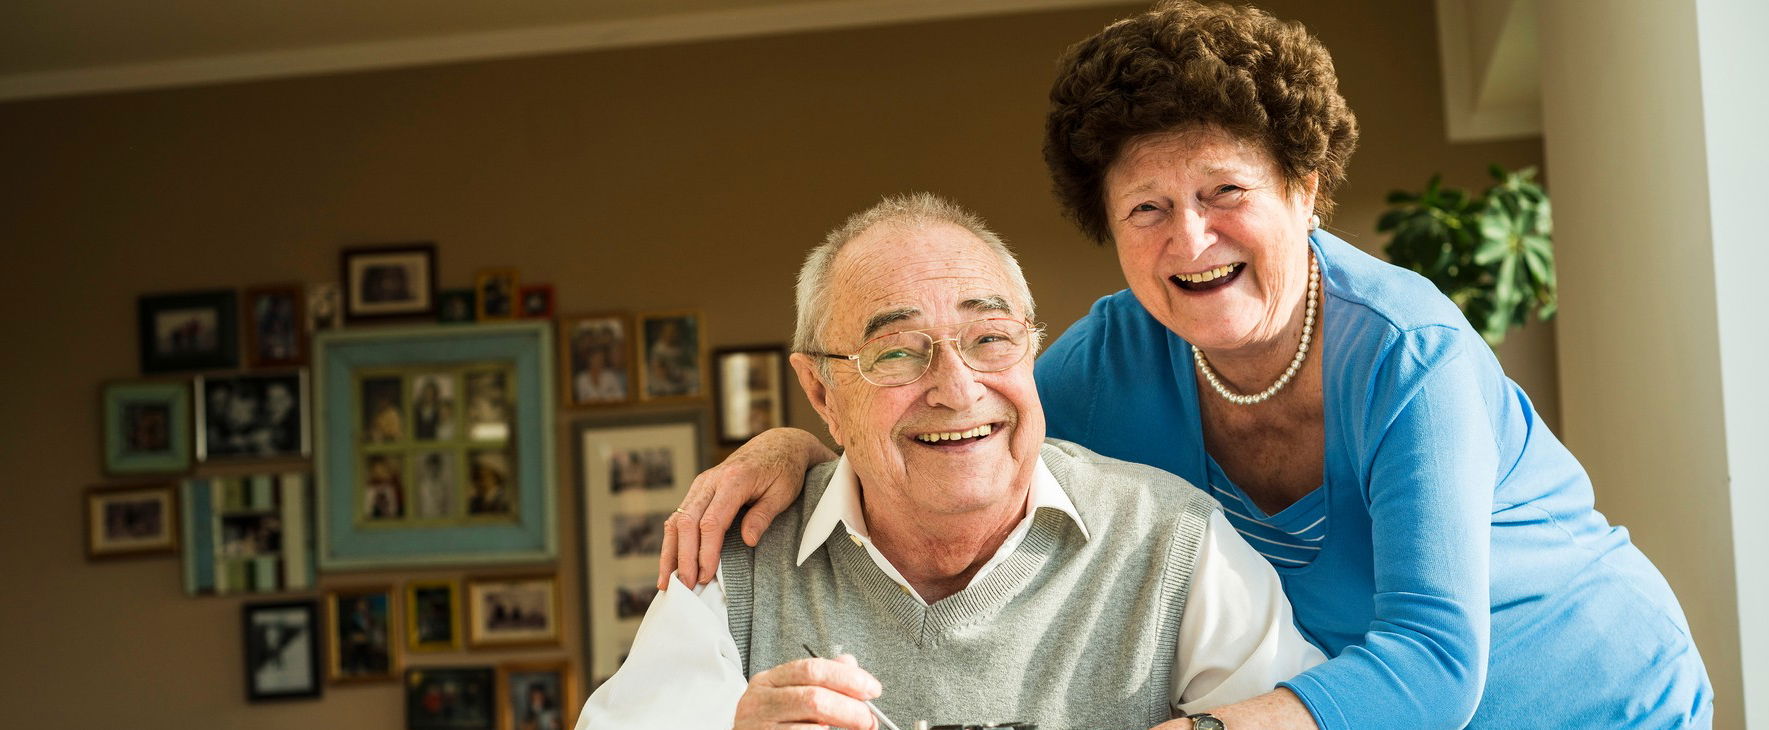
[1040,439,1215,514]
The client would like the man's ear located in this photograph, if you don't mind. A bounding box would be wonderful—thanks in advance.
[788,353,844,447]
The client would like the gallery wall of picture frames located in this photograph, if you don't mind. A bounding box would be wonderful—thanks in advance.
[84,241,756,727]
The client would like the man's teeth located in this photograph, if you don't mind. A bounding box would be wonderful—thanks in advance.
[915,424,994,443]
[1174,263,1240,283]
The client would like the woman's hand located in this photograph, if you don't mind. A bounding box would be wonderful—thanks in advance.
[658,427,835,589]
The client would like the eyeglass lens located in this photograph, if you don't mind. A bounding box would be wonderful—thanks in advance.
[857,319,1029,386]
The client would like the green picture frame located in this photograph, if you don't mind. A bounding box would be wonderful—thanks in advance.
[314,322,556,570]
[102,380,192,475]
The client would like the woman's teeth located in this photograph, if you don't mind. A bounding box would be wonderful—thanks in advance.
[915,424,993,443]
[1174,263,1241,283]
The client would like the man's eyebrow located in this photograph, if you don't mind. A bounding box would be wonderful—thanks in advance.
[862,307,919,340]
[963,295,1013,314]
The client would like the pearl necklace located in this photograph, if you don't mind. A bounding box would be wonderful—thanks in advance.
[1192,250,1319,405]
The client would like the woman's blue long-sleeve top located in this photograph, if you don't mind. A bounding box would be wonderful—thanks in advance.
[1035,231,1711,728]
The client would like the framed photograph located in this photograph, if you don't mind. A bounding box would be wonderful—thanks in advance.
[575,410,706,685]
[407,666,496,730]
[713,345,789,445]
[636,310,706,402]
[342,243,438,323]
[138,289,239,373]
[438,289,477,324]
[101,380,191,475]
[242,599,322,702]
[476,269,519,321]
[499,660,577,730]
[308,283,342,332]
[406,579,462,652]
[326,585,400,683]
[244,284,309,368]
[517,285,555,319]
[465,574,560,649]
[196,371,311,461]
[181,473,314,595]
[315,322,557,570]
[84,483,178,559]
[557,313,634,408]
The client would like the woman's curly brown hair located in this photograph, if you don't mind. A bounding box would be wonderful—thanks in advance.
[1043,1,1359,244]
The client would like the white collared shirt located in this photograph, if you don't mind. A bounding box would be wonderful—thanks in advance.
[577,453,1325,728]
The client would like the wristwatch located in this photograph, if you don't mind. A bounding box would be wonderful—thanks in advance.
[1185,713,1225,730]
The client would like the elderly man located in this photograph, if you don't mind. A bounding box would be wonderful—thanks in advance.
[578,193,1321,729]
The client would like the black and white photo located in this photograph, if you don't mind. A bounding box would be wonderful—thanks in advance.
[195,372,309,461]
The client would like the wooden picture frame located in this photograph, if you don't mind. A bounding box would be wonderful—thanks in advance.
[326,585,401,683]
[406,666,496,730]
[464,573,561,649]
[406,578,463,653]
[438,289,477,324]
[181,472,315,596]
[635,309,707,402]
[244,284,310,368]
[84,483,179,559]
[556,313,635,408]
[101,380,192,475]
[574,409,707,685]
[498,660,578,730]
[194,371,311,462]
[242,599,323,702]
[517,284,555,319]
[341,243,438,323]
[138,289,240,373]
[314,322,557,570]
[712,345,790,445]
[475,269,519,321]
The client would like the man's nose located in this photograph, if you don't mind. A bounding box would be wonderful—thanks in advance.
[921,339,985,408]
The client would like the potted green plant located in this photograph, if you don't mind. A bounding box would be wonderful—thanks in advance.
[1378,165,1557,346]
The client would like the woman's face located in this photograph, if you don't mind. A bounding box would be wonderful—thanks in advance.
[1103,127,1317,355]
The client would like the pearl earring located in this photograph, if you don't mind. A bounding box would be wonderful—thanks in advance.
[1308,214,1321,231]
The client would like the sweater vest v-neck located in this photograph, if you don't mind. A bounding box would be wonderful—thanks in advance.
[720,439,1217,729]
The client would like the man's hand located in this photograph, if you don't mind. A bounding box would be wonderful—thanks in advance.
[658,427,834,589]
[734,655,883,730]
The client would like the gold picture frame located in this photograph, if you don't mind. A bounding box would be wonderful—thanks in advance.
[325,584,401,684]
[498,659,578,730]
[465,573,561,649]
[405,578,463,653]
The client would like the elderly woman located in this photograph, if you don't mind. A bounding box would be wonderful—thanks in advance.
[662,2,1712,728]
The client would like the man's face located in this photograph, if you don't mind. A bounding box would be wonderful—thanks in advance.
[790,222,1045,517]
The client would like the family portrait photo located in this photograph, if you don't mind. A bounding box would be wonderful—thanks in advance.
[137,289,239,373]
[196,372,309,461]
[560,314,632,407]
[405,667,495,730]
[637,311,704,401]
[608,447,675,494]
[467,575,558,648]
[611,511,669,558]
[341,243,436,322]
[327,587,397,682]
[406,579,461,652]
[85,484,177,559]
[500,662,575,730]
[245,285,308,368]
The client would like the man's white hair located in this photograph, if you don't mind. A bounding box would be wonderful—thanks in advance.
[792,192,1039,369]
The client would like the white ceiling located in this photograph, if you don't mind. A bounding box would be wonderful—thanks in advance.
[0,0,1134,102]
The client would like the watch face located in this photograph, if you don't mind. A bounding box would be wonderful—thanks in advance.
[1191,715,1226,730]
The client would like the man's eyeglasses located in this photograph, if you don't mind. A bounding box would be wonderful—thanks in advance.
[806,317,1036,387]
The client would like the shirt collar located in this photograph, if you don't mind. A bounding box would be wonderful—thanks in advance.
[795,447,1090,566]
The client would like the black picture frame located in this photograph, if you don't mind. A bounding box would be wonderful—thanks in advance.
[194,370,312,462]
[406,666,496,730]
[138,289,240,374]
[341,243,439,324]
[712,344,790,446]
[242,599,323,702]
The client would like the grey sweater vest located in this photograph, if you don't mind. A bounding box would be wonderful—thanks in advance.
[720,439,1218,729]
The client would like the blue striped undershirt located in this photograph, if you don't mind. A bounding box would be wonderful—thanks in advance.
[1201,458,1326,569]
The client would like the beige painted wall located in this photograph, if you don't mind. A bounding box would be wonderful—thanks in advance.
[1540,0,1750,726]
[0,2,1552,727]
